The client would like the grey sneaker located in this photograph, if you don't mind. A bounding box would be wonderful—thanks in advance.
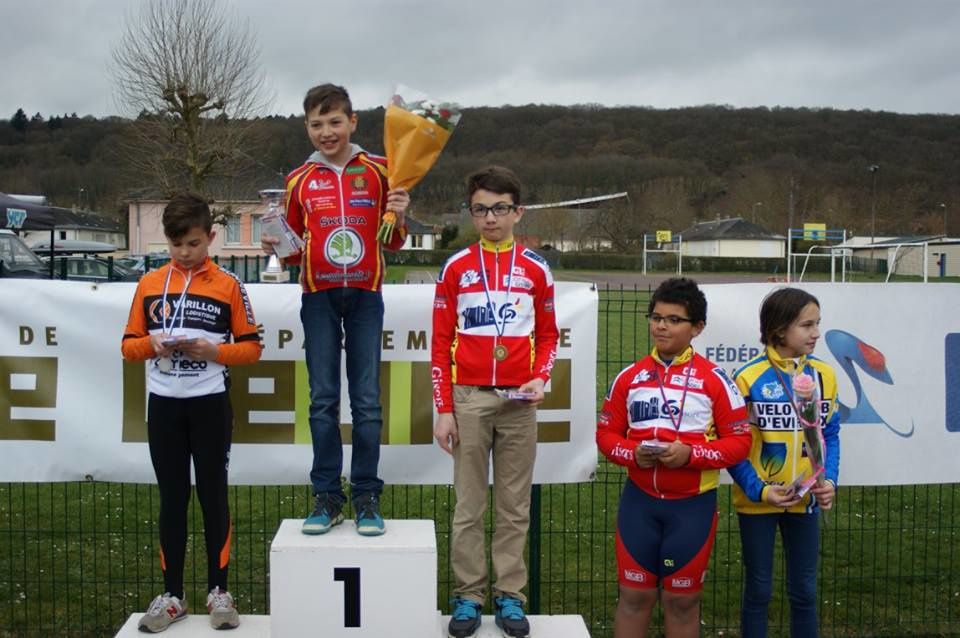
[206,586,240,630]
[138,593,187,633]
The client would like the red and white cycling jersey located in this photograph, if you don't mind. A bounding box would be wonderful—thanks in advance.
[597,347,751,498]
[284,145,406,293]
[431,238,559,413]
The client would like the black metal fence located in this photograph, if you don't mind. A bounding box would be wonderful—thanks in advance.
[1,286,958,637]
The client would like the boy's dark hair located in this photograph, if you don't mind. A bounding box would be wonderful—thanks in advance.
[162,193,213,240]
[648,277,707,324]
[759,287,820,346]
[466,165,522,204]
[303,83,353,117]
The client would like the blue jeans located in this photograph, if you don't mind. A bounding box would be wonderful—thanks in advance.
[301,288,385,503]
[738,512,820,638]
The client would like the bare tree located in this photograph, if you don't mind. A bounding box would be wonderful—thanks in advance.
[111,0,271,196]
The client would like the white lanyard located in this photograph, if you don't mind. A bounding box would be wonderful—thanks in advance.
[161,266,192,334]
[477,243,516,339]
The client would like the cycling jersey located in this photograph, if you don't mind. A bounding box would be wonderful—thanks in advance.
[121,258,262,398]
[284,145,406,293]
[728,346,841,514]
[430,238,559,413]
[597,347,751,498]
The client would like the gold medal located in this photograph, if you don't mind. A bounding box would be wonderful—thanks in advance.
[493,344,508,361]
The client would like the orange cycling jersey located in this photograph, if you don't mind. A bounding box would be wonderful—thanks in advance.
[121,258,262,398]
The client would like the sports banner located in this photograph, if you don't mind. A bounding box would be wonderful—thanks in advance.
[698,283,959,486]
[0,280,598,484]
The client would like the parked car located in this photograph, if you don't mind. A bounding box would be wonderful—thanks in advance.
[29,239,118,254]
[0,229,50,278]
[116,253,170,274]
[43,254,140,282]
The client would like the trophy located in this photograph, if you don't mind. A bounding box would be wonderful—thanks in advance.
[258,189,302,283]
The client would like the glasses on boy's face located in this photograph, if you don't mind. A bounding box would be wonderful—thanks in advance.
[647,313,694,326]
[467,203,516,217]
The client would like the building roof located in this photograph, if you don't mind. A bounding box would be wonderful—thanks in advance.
[866,234,946,246]
[678,217,785,241]
[405,215,435,235]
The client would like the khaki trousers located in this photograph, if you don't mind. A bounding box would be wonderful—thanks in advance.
[451,385,538,604]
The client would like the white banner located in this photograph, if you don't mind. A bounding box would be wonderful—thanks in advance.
[0,280,598,485]
[697,283,960,486]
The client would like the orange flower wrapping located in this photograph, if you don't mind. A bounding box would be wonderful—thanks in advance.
[377,89,461,243]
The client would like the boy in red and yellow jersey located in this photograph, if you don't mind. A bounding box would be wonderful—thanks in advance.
[261,83,409,537]
[122,193,262,632]
[596,278,750,638]
[432,166,558,638]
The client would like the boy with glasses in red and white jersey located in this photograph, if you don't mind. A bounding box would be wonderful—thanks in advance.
[432,165,559,638]
[597,277,751,638]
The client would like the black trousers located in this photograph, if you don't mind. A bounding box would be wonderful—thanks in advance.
[147,391,232,597]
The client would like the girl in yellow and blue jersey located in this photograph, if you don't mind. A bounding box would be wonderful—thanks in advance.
[728,287,840,638]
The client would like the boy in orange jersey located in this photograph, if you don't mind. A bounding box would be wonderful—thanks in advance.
[261,83,409,536]
[122,193,262,632]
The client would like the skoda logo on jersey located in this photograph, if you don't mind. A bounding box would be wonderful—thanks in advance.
[324,228,364,267]
[761,382,785,400]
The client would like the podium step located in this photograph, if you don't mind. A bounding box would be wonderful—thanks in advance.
[116,612,590,637]
[115,614,270,636]
[439,614,591,637]
[270,518,438,637]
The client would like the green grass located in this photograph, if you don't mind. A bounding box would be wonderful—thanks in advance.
[2,285,958,637]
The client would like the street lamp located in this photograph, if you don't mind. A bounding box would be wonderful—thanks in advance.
[868,164,880,262]
[752,201,762,223]
[939,202,947,237]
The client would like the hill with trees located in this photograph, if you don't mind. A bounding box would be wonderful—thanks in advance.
[2,104,958,249]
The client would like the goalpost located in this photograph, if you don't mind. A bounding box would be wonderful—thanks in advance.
[883,242,931,283]
[642,232,682,275]
[786,227,848,282]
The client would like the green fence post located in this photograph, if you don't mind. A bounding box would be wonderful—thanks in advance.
[528,483,542,614]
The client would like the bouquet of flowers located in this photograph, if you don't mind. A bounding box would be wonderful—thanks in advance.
[790,372,826,495]
[377,85,462,243]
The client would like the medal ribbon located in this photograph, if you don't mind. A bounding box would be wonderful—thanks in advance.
[477,242,517,342]
[161,266,193,336]
[655,351,694,431]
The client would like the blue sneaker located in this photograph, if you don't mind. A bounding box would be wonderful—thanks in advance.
[302,493,344,535]
[448,597,482,638]
[354,493,385,536]
[494,595,529,638]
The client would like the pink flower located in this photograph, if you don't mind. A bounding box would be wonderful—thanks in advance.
[792,373,816,400]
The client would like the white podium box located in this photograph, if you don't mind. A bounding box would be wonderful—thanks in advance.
[440,614,591,637]
[270,519,438,638]
[115,614,270,636]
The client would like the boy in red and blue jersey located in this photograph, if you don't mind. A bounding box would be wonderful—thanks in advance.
[596,277,750,638]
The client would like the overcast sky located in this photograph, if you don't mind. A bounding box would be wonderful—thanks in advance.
[3,0,960,119]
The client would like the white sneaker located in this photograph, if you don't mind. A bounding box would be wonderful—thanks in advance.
[138,593,187,633]
[206,586,240,630]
